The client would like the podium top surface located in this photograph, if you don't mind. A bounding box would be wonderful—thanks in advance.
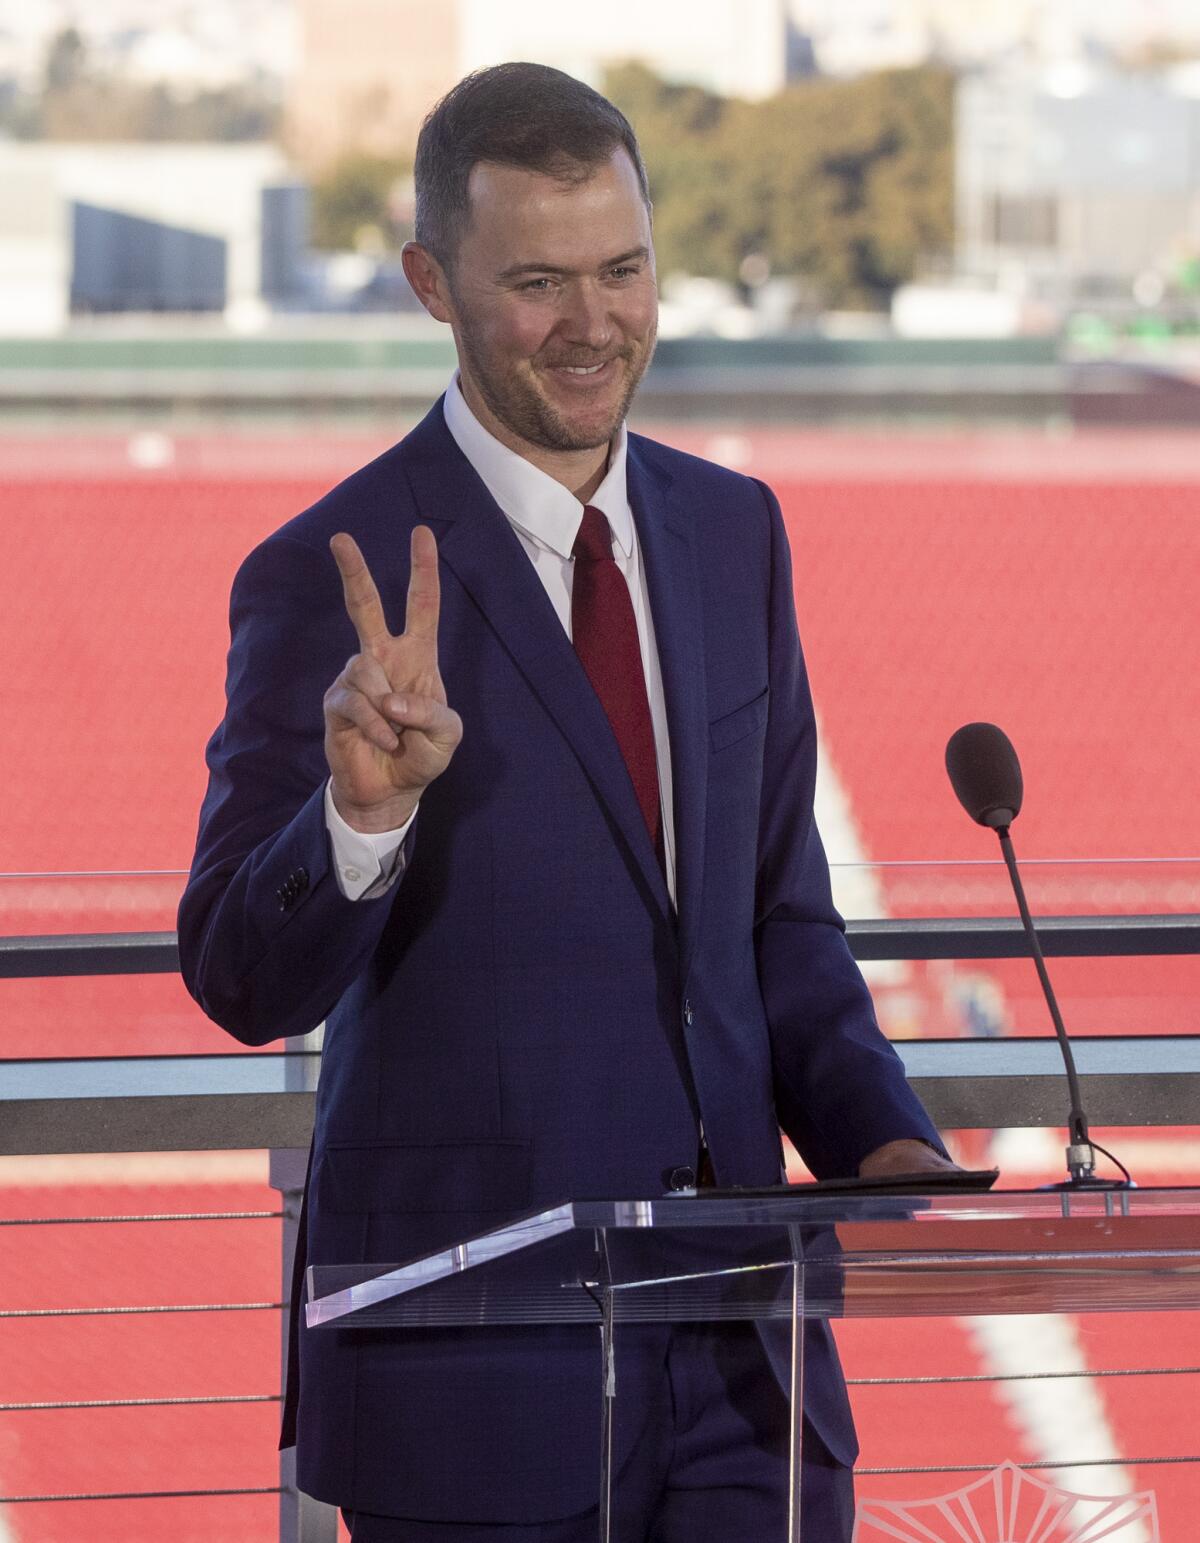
[306,1186,1200,1330]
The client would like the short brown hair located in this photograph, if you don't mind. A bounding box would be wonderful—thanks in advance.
[414,62,650,269]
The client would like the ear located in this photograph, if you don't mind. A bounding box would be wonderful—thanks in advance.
[401,242,454,324]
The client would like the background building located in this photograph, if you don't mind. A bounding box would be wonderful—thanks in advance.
[285,0,458,168]
[0,0,296,96]
[789,0,1200,76]
[286,0,794,169]
[956,65,1200,302]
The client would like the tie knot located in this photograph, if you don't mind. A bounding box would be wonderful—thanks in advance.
[572,505,613,564]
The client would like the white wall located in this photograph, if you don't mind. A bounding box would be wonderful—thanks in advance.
[0,141,290,333]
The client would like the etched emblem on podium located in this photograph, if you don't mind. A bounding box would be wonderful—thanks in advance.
[853,1459,1159,1541]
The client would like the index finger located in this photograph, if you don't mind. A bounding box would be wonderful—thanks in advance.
[403,524,441,644]
[330,532,392,651]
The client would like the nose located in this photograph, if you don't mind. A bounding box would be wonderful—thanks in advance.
[559,279,612,351]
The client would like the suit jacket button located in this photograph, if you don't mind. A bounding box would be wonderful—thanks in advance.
[667,1166,697,1191]
[294,868,309,891]
[683,1000,694,1026]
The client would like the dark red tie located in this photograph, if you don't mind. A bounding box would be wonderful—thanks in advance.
[571,505,663,864]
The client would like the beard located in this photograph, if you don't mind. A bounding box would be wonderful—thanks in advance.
[454,314,656,455]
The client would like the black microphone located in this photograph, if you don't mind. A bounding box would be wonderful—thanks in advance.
[945,723,1129,1189]
[946,721,1022,829]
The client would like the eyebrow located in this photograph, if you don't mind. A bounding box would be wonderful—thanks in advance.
[496,246,650,282]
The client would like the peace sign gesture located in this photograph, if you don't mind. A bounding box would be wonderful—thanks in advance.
[324,526,463,833]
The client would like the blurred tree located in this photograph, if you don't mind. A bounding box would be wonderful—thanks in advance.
[603,63,733,272]
[310,153,413,252]
[40,26,103,137]
[28,25,279,141]
[1119,39,1200,70]
[0,72,40,136]
[45,27,87,92]
[154,83,278,141]
[605,62,954,309]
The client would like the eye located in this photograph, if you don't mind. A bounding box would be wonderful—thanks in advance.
[518,276,554,292]
[607,265,639,281]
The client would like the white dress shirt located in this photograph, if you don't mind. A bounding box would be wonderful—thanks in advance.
[326,374,677,906]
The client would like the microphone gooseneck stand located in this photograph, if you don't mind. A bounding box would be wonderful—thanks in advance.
[944,721,1132,1191]
[993,819,1130,1190]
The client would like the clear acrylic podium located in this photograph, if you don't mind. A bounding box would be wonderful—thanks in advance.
[307,1186,1200,1541]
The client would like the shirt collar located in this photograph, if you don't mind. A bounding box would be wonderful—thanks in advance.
[442,373,633,560]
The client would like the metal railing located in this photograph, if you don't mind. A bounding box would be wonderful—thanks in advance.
[2,912,1198,1540]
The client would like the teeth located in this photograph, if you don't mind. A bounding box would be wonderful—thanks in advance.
[562,363,605,375]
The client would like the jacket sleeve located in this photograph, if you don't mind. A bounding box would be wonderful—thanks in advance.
[177,532,408,1046]
[751,480,947,1177]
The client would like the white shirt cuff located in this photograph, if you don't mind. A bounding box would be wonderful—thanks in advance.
[324,781,417,900]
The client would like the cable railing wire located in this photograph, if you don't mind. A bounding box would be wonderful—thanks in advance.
[0,1394,280,1412]
[849,1366,1200,1387]
[5,1368,1193,1413]
[0,1301,284,1319]
[858,1455,1200,1476]
[0,1486,282,1503]
[6,1459,1198,1501]
[0,1210,283,1226]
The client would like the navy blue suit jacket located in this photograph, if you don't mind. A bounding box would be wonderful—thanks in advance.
[178,400,944,1522]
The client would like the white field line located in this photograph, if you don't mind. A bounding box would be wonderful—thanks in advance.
[962,1314,1153,1543]
[814,723,908,990]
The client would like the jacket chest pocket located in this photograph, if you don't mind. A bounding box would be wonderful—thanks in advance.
[708,686,769,754]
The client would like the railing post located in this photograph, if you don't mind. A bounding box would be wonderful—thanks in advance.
[271,1143,336,1542]
[272,1026,337,1543]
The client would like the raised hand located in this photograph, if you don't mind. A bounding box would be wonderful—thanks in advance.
[324,526,463,833]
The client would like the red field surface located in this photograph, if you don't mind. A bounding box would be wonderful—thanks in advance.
[2,424,1197,1539]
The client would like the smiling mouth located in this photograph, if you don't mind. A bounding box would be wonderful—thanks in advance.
[545,357,621,385]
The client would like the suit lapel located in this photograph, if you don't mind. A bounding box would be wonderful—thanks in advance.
[627,438,708,977]
[401,405,673,923]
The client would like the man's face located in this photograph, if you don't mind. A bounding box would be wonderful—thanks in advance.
[438,149,658,455]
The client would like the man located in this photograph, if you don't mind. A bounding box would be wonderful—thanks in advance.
[179,62,955,1541]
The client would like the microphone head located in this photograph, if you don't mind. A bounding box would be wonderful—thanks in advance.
[945,722,1024,829]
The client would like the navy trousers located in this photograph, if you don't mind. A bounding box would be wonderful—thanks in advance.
[341,1323,854,1541]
